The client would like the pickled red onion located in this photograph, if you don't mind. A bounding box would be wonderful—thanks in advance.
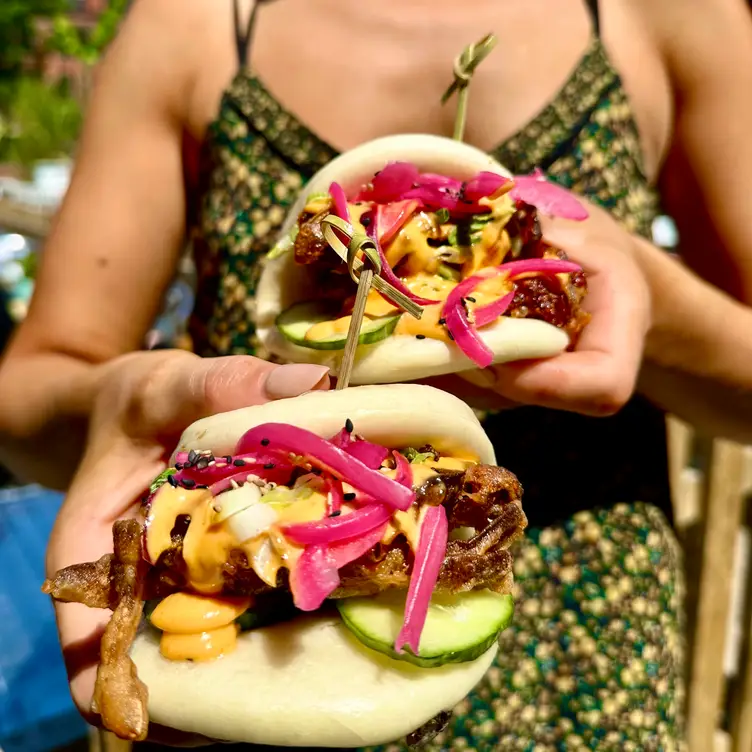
[463,171,508,202]
[327,479,344,516]
[175,453,293,488]
[347,440,390,469]
[290,524,388,610]
[330,426,390,470]
[329,182,350,222]
[474,291,515,328]
[377,200,420,246]
[393,450,413,489]
[207,464,293,496]
[289,545,340,611]
[509,170,588,220]
[394,504,448,655]
[329,523,388,568]
[236,424,414,511]
[442,273,499,368]
[359,162,420,203]
[500,258,582,277]
[281,503,391,545]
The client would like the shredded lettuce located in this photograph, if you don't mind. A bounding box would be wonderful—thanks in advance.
[267,228,297,260]
[400,447,434,464]
[149,468,176,494]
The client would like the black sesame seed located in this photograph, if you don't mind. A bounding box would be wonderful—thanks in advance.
[329,510,342,518]
[361,215,372,228]
[260,438,270,447]
[175,462,183,470]
[416,334,426,340]
[197,484,208,490]
[438,318,446,325]
[167,474,178,487]
[344,418,354,433]
[343,492,356,501]
[196,457,209,470]
[233,458,247,467]
[188,450,198,464]
[448,332,455,341]
[264,463,275,470]
[182,478,196,489]
[466,296,476,303]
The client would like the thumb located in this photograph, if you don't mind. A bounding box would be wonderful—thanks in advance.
[133,354,331,439]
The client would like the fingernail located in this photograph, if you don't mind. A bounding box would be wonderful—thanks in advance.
[263,364,331,399]
[460,368,498,389]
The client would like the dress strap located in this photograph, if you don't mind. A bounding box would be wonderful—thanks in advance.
[232,0,265,70]
[583,0,601,36]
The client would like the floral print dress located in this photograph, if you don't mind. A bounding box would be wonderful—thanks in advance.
[184,23,686,752]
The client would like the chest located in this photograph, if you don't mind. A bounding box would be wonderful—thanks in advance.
[191,0,671,180]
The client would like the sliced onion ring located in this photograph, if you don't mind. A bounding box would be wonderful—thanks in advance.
[236,424,415,511]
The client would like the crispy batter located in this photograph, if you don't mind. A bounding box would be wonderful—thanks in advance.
[294,209,332,265]
[91,520,149,742]
[42,554,117,610]
[44,466,526,607]
[335,466,526,597]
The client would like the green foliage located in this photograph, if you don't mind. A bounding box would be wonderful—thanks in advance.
[0,77,82,166]
[48,0,130,66]
[0,0,68,79]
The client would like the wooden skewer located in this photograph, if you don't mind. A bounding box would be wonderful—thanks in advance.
[321,215,425,390]
[322,217,423,320]
[441,33,497,142]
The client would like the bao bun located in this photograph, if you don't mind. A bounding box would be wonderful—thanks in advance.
[255,134,570,384]
[132,385,500,747]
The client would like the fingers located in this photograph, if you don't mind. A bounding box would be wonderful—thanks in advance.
[421,373,520,412]
[489,235,650,416]
[115,353,331,441]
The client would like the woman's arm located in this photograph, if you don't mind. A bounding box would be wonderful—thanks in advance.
[0,0,194,488]
[635,237,752,442]
[633,0,752,440]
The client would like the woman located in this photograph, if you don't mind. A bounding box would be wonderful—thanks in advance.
[1,0,752,749]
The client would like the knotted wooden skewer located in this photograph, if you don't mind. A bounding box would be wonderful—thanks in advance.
[322,215,424,389]
[441,33,498,142]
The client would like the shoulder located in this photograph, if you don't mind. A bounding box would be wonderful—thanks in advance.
[96,0,234,121]
[629,0,752,88]
[104,0,242,134]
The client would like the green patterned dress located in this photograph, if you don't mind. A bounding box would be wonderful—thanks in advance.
[184,32,685,752]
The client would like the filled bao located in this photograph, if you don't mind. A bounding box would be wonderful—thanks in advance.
[256,134,590,384]
[43,384,528,748]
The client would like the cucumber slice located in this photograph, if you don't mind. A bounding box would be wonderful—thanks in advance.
[337,589,513,668]
[144,593,300,633]
[235,592,300,632]
[276,302,400,351]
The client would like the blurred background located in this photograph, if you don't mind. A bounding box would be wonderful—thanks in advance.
[0,4,191,751]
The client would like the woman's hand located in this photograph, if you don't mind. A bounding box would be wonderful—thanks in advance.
[429,201,652,416]
[45,350,330,737]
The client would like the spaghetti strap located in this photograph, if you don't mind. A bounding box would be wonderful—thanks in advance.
[583,0,600,36]
[232,0,264,70]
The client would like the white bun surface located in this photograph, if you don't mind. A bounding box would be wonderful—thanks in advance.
[131,614,497,747]
[174,383,496,464]
[144,385,501,745]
